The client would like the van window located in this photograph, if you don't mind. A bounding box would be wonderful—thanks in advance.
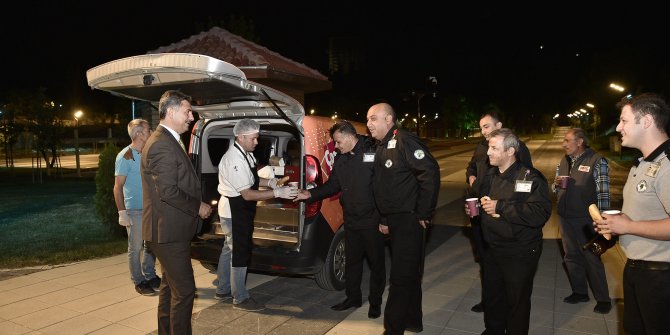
[207,138,231,166]
[253,136,276,166]
[285,138,300,166]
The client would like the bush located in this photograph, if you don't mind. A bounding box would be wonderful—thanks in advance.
[94,143,125,237]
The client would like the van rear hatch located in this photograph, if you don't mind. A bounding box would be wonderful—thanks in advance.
[86,52,303,124]
[87,53,307,249]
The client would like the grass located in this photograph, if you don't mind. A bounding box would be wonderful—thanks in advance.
[0,167,126,269]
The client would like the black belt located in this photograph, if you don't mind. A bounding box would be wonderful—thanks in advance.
[627,258,670,271]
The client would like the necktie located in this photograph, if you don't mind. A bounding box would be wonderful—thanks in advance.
[179,138,186,152]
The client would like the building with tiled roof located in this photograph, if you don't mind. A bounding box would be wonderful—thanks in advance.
[149,26,331,104]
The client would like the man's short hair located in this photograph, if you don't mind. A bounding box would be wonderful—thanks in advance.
[233,119,260,136]
[481,105,502,123]
[489,128,520,153]
[127,119,149,139]
[158,90,191,119]
[569,128,589,148]
[616,93,670,133]
[329,120,357,139]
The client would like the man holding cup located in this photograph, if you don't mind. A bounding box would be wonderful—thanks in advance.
[595,93,670,334]
[473,128,551,334]
[465,108,534,313]
[294,120,386,318]
[554,128,612,314]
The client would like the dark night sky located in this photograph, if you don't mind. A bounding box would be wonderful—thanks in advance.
[2,1,668,126]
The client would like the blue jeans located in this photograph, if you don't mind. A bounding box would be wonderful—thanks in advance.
[216,218,250,303]
[126,209,157,285]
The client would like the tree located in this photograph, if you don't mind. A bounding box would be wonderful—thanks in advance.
[441,95,479,138]
[5,88,67,172]
[94,143,125,237]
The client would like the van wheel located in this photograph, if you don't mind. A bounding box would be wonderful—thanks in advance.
[200,261,218,272]
[315,229,346,291]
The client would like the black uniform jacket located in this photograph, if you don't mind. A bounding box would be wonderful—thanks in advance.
[479,161,551,248]
[308,135,380,230]
[371,126,440,220]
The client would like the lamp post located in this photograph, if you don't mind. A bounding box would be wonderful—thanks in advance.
[74,110,83,177]
[585,103,598,141]
[412,91,437,137]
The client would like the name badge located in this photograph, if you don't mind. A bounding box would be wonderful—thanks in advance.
[645,163,660,178]
[387,139,396,149]
[363,153,375,162]
[578,165,590,172]
[515,180,532,192]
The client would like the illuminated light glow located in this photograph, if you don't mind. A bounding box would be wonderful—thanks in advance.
[609,83,625,92]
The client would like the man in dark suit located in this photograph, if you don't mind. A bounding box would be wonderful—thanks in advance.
[142,90,213,335]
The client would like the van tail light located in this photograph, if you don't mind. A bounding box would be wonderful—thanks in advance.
[304,154,322,217]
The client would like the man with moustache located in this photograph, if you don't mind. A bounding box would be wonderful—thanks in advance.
[142,90,213,335]
[475,128,551,335]
[465,108,533,313]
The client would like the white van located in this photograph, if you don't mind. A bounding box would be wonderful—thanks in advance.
[87,53,367,290]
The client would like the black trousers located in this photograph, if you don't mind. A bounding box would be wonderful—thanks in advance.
[623,262,670,335]
[470,215,487,263]
[344,227,386,306]
[470,215,487,305]
[482,241,542,335]
[383,212,425,335]
[148,240,196,335]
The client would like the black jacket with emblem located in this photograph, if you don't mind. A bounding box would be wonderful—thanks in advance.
[308,135,380,230]
[371,126,440,220]
[480,161,552,248]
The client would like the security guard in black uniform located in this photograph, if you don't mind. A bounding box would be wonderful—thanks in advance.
[465,109,534,313]
[366,103,440,335]
[295,120,386,319]
[475,128,551,335]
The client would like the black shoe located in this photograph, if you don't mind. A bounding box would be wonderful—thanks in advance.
[330,298,362,311]
[594,301,612,314]
[368,304,381,319]
[471,302,484,313]
[135,281,155,296]
[405,325,423,333]
[563,292,590,304]
[147,276,161,290]
[215,292,232,301]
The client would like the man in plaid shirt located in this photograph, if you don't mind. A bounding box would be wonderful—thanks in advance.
[554,128,612,314]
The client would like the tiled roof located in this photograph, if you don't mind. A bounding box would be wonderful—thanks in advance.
[149,26,328,81]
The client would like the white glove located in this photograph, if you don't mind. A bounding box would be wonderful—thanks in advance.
[118,210,131,226]
[273,186,298,199]
[268,178,280,189]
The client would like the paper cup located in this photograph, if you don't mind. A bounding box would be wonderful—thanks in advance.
[466,197,479,217]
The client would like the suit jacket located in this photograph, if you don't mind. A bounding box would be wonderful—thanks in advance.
[142,125,202,243]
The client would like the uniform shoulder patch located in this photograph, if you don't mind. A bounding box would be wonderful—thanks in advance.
[414,149,425,159]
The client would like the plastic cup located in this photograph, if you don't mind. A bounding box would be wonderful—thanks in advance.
[558,176,569,189]
[602,210,621,215]
[466,198,479,217]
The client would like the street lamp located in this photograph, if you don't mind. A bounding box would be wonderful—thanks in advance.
[412,91,437,137]
[74,110,83,177]
[585,103,598,140]
[609,83,625,92]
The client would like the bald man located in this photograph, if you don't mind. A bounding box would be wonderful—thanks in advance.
[367,103,440,335]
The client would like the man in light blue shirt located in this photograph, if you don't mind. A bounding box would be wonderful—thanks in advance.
[114,119,160,295]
